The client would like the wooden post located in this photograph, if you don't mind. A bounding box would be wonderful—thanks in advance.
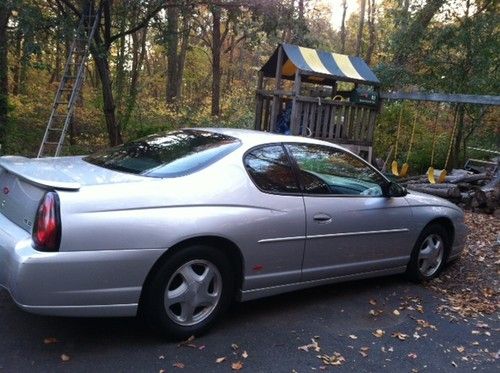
[269,45,284,132]
[254,71,264,130]
[290,69,302,135]
[331,81,337,98]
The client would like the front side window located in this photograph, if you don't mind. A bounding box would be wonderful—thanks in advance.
[85,130,241,178]
[285,143,385,196]
[244,145,299,194]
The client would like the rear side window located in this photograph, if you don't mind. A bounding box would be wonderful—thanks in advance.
[244,145,299,194]
[85,130,241,178]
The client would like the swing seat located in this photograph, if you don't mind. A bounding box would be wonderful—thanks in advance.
[427,167,447,184]
[400,162,409,177]
[391,160,400,176]
[392,160,410,177]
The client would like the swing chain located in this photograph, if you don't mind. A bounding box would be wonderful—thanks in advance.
[444,105,460,170]
[394,104,404,159]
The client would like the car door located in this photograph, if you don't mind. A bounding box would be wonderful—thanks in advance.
[242,144,306,290]
[284,143,411,281]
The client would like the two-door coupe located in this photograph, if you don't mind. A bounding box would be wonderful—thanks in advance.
[0,128,466,338]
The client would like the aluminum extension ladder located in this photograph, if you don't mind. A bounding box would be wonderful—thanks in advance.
[37,8,99,158]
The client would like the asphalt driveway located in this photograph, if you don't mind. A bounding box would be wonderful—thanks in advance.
[0,267,498,373]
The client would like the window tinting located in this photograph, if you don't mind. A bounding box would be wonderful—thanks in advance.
[286,144,385,196]
[244,145,299,194]
[84,130,241,177]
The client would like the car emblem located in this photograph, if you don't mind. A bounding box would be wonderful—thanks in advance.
[2,187,8,195]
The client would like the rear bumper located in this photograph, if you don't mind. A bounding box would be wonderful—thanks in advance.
[0,213,164,317]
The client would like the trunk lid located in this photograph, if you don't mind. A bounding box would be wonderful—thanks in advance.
[0,156,145,232]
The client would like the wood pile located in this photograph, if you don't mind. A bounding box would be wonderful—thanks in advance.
[399,167,500,214]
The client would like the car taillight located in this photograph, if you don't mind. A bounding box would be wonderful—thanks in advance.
[33,192,61,252]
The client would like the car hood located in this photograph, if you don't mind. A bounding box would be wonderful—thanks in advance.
[404,190,462,212]
[0,155,146,190]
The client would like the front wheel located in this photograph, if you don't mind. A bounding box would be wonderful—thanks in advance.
[406,224,449,282]
[143,245,234,340]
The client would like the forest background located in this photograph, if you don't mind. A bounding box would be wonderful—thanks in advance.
[0,0,498,174]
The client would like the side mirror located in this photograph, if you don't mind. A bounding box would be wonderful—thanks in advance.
[382,181,407,197]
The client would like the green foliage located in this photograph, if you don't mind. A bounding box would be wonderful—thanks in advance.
[1,0,497,164]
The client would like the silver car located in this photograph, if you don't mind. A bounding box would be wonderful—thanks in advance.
[0,128,466,339]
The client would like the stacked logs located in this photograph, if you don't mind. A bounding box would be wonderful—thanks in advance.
[399,169,500,214]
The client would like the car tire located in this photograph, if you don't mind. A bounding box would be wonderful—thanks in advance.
[143,245,234,340]
[406,224,450,282]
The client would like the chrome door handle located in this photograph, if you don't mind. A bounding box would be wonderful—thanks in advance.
[313,213,332,223]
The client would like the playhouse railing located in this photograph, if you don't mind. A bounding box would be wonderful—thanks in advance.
[255,90,378,146]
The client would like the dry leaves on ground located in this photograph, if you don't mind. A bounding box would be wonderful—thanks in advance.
[427,212,499,319]
[317,352,346,366]
[231,361,243,370]
[372,329,385,338]
[298,338,321,352]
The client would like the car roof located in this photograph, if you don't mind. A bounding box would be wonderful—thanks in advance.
[191,127,347,150]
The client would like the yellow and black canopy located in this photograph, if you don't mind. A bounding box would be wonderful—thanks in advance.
[261,43,379,86]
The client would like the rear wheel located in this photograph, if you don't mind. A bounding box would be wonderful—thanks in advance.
[407,224,449,282]
[143,245,234,340]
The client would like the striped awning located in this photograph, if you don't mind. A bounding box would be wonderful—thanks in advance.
[261,44,379,86]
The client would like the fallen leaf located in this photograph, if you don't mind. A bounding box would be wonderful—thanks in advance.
[216,357,226,364]
[173,362,185,369]
[369,309,383,316]
[298,338,321,352]
[318,352,345,366]
[44,337,58,345]
[393,309,401,316]
[416,319,437,330]
[231,361,243,370]
[372,329,385,338]
[392,332,409,341]
[359,348,369,357]
[178,335,195,347]
[242,351,248,359]
[60,354,70,362]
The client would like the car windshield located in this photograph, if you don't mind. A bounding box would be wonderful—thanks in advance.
[84,130,241,177]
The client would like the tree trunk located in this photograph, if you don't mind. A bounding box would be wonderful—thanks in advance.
[94,54,122,146]
[365,0,376,64]
[50,39,62,84]
[122,26,148,129]
[340,0,347,54]
[355,0,366,56]
[12,28,22,95]
[211,5,222,116]
[393,0,446,67]
[176,11,190,102]
[114,15,127,122]
[166,2,179,104]
[0,2,10,147]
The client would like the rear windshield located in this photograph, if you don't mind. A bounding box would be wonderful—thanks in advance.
[84,130,241,178]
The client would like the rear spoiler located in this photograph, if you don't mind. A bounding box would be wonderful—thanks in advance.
[0,156,81,190]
